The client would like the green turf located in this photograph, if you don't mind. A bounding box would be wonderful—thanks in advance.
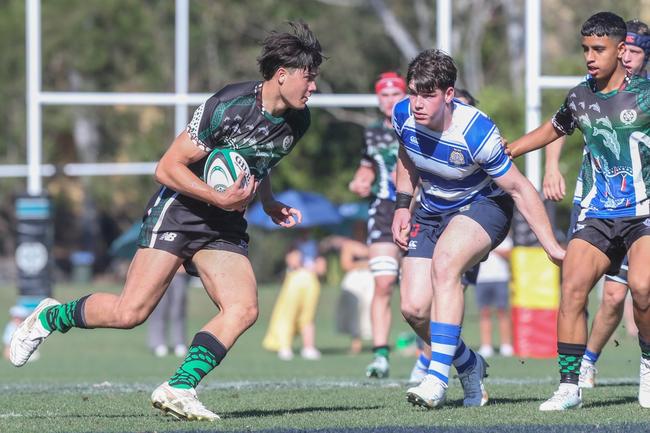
[0,281,649,432]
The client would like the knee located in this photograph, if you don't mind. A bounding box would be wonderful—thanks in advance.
[560,280,590,312]
[602,286,627,311]
[400,298,428,325]
[629,278,650,311]
[431,258,457,289]
[229,303,259,329]
[116,308,149,329]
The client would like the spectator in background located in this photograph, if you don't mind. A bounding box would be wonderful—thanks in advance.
[323,225,375,355]
[263,232,325,360]
[148,269,190,358]
[475,234,514,358]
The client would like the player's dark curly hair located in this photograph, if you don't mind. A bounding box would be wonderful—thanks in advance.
[257,21,324,80]
[406,49,456,94]
[581,12,626,42]
[627,19,650,36]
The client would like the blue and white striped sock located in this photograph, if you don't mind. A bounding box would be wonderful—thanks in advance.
[583,349,600,364]
[416,353,430,372]
[428,322,461,384]
[453,338,477,374]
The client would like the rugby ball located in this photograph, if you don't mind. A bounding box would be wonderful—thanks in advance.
[203,149,251,209]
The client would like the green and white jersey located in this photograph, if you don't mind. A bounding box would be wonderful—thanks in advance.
[552,75,650,218]
[360,121,399,201]
[187,80,310,181]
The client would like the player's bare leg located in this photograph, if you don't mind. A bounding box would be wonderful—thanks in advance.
[579,280,626,388]
[152,249,258,421]
[540,239,609,411]
[10,248,182,367]
[626,237,650,407]
[366,242,399,378]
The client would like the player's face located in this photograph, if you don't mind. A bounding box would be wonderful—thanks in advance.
[623,44,646,76]
[280,68,319,109]
[408,83,454,128]
[377,87,406,119]
[582,35,625,80]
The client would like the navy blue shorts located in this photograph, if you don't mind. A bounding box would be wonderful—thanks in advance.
[475,281,510,309]
[406,195,513,286]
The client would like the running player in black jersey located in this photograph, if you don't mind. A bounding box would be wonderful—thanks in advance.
[10,22,323,422]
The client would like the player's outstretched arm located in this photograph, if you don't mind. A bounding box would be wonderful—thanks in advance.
[259,175,302,228]
[155,131,256,210]
[493,165,565,266]
[392,146,419,251]
[507,121,563,159]
[542,136,567,202]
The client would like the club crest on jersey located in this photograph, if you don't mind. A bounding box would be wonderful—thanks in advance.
[449,149,466,166]
[620,109,637,125]
[282,136,294,151]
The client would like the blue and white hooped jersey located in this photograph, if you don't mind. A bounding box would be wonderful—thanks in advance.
[392,98,511,214]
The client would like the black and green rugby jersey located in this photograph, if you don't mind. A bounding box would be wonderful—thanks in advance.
[187,80,310,181]
[552,75,650,218]
[360,120,399,201]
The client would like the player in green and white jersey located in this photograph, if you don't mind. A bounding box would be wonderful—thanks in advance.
[10,22,324,422]
[509,12,650,411]
[350,72,406,378]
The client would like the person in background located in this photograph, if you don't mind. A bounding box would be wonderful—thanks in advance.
[148,269,190,358]
[325,227,375,355]
[263,233,325,360]
[475,234,514,358]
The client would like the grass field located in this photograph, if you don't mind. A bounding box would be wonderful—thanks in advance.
[1,280,649,433]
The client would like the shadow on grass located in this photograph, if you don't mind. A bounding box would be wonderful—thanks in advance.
[584,396,638,408]
[223,405,380,418]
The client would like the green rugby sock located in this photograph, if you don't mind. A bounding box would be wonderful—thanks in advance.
[39,295,90,333]
[558,342,585,385]
[373,345,390,359]
[168,332,228,389]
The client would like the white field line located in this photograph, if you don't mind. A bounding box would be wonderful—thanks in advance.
[0,376,639,395]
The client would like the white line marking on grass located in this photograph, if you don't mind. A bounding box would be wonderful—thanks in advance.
[0,377,638,394]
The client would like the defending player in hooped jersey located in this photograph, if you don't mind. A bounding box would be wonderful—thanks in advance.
[553,74,650,219]
[392,97,512,214]
[392,49,563,410]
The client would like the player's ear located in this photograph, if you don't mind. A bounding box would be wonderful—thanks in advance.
[445,86,455,103]
[617,40,626,59]
[277,67,287,85]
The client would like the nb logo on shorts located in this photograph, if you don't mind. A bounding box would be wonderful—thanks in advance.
[408,240,418,250]
[159,232,177,242]
[573,223,585,233]
[644,218,650,227]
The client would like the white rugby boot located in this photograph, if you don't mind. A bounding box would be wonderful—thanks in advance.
[151,382,220,421]
[458,353,489,407]
[366,355,389,378]
[406,374,448,409]
[539,383,582,411]
[639,357,650,408]
[578,360,597,388]
[9,298,60,367]
[408,360,428,385]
